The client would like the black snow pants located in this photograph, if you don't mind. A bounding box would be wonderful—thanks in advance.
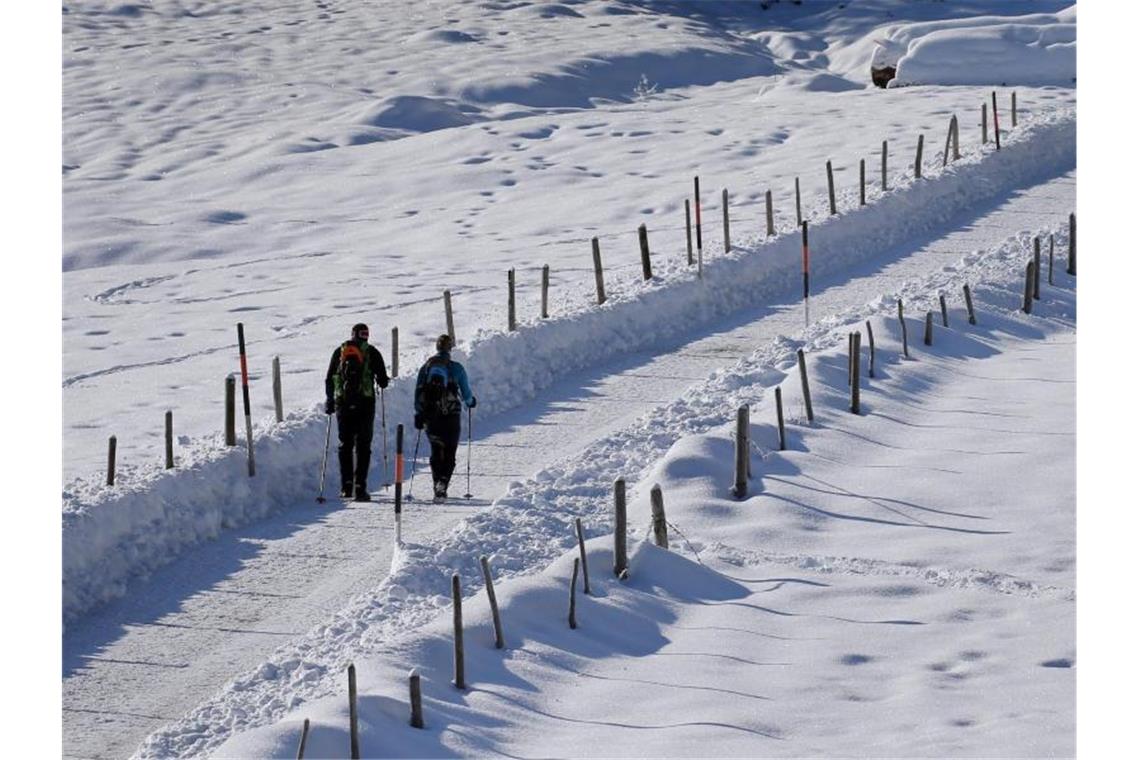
[337,398,375,491]
[426,413,462,491]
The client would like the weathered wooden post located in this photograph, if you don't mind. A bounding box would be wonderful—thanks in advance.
[847,332,854,386]
[348,664,360,760]
[992,90,1001,150]
[541,264,550,319]
[613,479,628,578]
[409,671,424,729]
[225,374,236,446]
[451,573,465,689]
[568,557,579,630]
[479,555,505,649]
[963,284,978,325]
[1011,91,1017,127]
[765,190,775,236]
[898,300,910,358]
[272,356,284,423]
[1033,238,1041,300]
[850,332,861,415]
[940,294,949,327]
[795,177,803,226]
[591,237,606,304]
[914,134,924,179]
[1049,234,1055,285]
[575,517,591,595]
[444,290,456,344]
[296,717,310,759]
[165,410,174,469]
[507,268,517,331]
[722,188,731,252]
[943,116,955,167]
[684,199,694,265]
[775,387,786,451]
[236,322,256,477]
[638,223,653,281]
[1067,213,1076,275]
[733,405,749,499]
[826,160,837,215]
[952,114,960,160]
[881,139,888,191]
[796,348,814,422]
[391,327,399,378]
[650,484,668,549]
[106,435,116,486]
[694,176,703,277]
[859,158,866,206]
[1022,261,1034,314]
[866,320,876,378]
[924,312,933,346]
[982,102,988,144]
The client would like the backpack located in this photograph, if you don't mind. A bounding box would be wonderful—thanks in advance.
[421,355,461,418]
[335,341,373,406]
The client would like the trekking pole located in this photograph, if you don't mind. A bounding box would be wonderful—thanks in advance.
[394,424,404,545]
[464,406,473,499]
[380,388,390,489]
[316,413,332,504]
[407,428,423,501]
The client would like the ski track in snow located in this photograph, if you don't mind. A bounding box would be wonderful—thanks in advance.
[61,162,1074,758]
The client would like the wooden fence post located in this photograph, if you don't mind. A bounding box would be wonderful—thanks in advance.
[722,188,731,252]
[847,332,854,386]
[568,557,579,630]
[452,573,465,689]
[507,269,516,331]
[1011,91,1017,127]
[613,479,628,578]
[106,435,116,486]
[541,264,550,319]
[348,664,359,760]
[765,190,775,236]
[1033,238,1041,300]
[859,158,866,206]
[1023,261,1034,314]
[898,300,910,358]
[650,484,668,548]
[881,139,889,191]
[851,332,861,414]
[826,160,837,215]
[924,312,933,346]
[479,555,505,649]
[1049,234,1055,285]
[1067,213,1076,275]
[963,284,978,325]
[992,91,1001,150]
[574,517,591,594]
[165,411,174,469]
[795,177,803,226]
[225,375,236,446]
[391,327,399,378]
[638,223,652,280]
[796,348,814,422]
[272,356,284,423]
[866,320,876,378]
[694,176,703,277]
[914,134,924,179]
[943,116,954,167]
[733,405,749,499]
[444,290,456,344]
[952,115,960,160]
[296,717,310,759]
[409,670,424,729]
[684,200,694,265]
[236,322,256,478]
[775,387,786,450]
[982,102,988,144]
[591,237,606,304]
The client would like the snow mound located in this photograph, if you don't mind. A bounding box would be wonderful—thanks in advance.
[357,96,481,133]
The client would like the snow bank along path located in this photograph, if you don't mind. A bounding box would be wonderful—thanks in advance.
[217,281,1075,758]
[114,179,1075,756]
[62,106,1075,623]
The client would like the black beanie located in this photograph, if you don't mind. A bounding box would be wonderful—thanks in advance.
[352,323,369,340]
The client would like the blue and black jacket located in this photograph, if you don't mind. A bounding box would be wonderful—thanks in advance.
[414,351,475,418]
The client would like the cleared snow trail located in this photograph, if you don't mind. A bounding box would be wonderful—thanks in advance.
[63,170,1073,759]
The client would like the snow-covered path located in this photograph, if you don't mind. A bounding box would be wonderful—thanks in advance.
[62,170,1073,759]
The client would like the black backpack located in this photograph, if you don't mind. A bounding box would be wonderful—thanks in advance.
[336,342,370,406]
[421,355,461,418]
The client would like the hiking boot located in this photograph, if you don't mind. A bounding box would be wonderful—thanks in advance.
[340,484,354,498]
[433,481,447,504]
[353,486,372,502]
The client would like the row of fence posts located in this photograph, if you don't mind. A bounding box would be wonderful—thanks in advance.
[1021,216,1076,315]
[103,89,1022,487]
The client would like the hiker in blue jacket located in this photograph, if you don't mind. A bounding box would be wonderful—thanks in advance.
[414,334,476,502]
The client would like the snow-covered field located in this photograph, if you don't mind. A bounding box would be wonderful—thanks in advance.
[36,0,1131,757]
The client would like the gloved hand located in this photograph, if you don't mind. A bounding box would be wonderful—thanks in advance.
[325,398,335,415]
[378,375,389,389]
[414,413,424,430]
[467,396,477,409]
